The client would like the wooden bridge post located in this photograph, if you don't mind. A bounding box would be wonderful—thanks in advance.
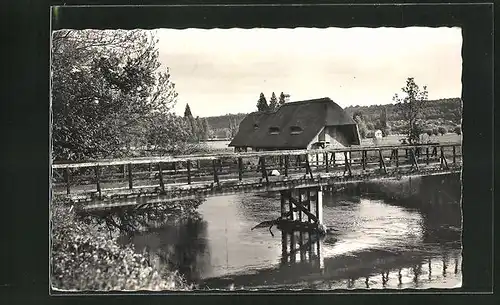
[315,187,323,225]
[128,163,133,189]
[280,190,287,218]
[298,189,303,222]
[305,155,313,179]
[122,164,126,179]
[325,152,329,173]
[260,157,269,184]
[64,167,71,195]
[426,147,430,165]
[395,149,399,167]
[289,190,295,221]
[284,155,289,177]
[94,165,101,199]
[187,161,192,185]
[238,157,243,181]
[379,150,387,174]
[306,190,311,223]
[158,162,165,192]
[361,150,366,171]
[440,147,449,169]
[212,159,220,187]
[452,146,456,164]
[343,152,352,176]
[279,156,283,172]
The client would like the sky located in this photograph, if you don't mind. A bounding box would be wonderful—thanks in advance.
[156,27,462,117]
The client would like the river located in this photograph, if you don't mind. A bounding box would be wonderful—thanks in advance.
[121,174,462,290]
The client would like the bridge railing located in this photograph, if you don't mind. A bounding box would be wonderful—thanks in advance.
[51,142,462,197]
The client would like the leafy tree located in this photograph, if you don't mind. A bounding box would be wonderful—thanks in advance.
[51,29,179,161]
[278,92,287,107]
[393,77,429,144]
[228,118,239,138]
[200,118,210,141]
[352,112,367,139]
[432,128,439,136]
[269,92,278,111]
[184,104,192,118]
[256,92,269,112]
[438,126,447,135]
[425,129,433,136]
[146,113,192,156]
[51,199,191,291]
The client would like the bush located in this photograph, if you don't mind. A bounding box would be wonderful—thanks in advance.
[425,129,433,136]
[454,126,461,135]
[438,126,447,135]
[51,200,192,291]
[365,131,375,138]
[432,128,439,136]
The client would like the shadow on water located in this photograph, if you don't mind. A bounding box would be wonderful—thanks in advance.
[115,173,462,289]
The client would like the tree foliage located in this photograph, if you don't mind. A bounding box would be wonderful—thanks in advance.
[269,92,278,111]
[393,77,429,143]
[51,29,180,161]
[51,199,192,291]
[352,112,367,139]
[279,92,287,107]
[184,104,192,118]
[256,92,269,112]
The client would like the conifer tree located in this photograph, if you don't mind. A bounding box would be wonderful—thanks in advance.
[256,92,269,112]
[269,92,278,111]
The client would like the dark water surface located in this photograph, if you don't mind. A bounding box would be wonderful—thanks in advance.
[123,175,462,290]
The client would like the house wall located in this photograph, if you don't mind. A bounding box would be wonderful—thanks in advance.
[307,126,352,165]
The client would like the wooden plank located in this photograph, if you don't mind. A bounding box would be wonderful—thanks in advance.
[52,142,462,169]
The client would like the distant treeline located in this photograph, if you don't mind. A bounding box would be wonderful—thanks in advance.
[201,98,462,139]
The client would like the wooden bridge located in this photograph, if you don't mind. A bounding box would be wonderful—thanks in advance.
[52,142,461,231]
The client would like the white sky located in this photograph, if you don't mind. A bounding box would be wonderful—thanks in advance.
[156,27,462,117]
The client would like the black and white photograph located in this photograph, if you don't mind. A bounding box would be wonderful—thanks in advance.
[50,17,464,291]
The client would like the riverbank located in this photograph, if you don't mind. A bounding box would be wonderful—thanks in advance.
[50,198,193,291]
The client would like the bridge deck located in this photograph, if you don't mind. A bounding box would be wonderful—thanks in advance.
[51,142,462,210]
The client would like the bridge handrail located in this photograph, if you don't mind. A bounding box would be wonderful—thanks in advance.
[52,141,462,169]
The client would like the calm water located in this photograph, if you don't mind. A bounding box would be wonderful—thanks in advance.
[123,176,462,290]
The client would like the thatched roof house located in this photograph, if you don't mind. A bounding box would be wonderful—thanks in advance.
[229,97,361,152]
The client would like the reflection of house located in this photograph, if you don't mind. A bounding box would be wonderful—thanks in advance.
[229,97,361,153]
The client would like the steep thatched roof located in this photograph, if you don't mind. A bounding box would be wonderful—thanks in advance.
[229,97,360,149]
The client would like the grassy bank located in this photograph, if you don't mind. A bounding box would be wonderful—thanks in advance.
[50,198,193,291]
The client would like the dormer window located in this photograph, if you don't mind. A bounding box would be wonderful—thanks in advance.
[269,127,280,135]
[290,126,303,135]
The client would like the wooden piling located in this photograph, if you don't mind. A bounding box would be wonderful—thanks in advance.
[426,147,430,165]
[453,146,456,164]
[379,150,387,174]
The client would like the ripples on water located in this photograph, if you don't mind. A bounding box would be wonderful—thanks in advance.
[123,176,462,290]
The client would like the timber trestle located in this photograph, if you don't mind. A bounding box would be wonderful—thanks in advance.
[52,142,462,211]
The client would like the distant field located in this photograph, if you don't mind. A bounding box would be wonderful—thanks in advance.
[360,133,462,146]
[203,134,461,153]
